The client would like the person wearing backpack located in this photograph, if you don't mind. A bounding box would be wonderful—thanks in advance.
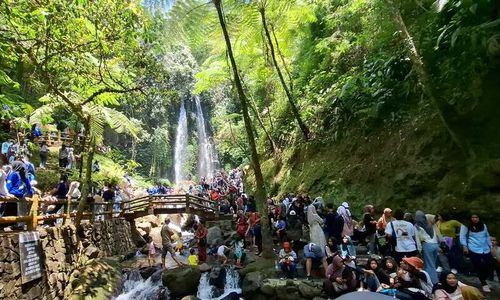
[385,209,418,264]
[460,213,494,293]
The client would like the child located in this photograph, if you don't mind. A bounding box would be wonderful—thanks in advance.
[147,236,156,267]
[234,239,245,266]
[188,248,198,266]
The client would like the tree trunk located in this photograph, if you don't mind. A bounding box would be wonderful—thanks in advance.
[75,123,96,226]
[387,0,474,159]
[259,7,310,141]
[212,0,271,256]
[270,24,293,93]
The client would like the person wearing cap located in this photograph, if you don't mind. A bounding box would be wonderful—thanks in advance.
[304,242,328,279]
[278,242,297,278]
[395,256,433,300]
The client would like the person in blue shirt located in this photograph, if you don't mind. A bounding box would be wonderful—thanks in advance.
[6,160,33,198]
[460,214,494,293]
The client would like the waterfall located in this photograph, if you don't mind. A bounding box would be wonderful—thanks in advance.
[114,269,167,300]
[194,96,218,180]
[174,101,188,184]
[196,266,241,300]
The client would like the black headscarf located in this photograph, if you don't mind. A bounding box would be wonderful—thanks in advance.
[468,215,485,232]
[432,271,459,294]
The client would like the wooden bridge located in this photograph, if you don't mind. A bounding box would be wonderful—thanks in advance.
[0,193,228,231]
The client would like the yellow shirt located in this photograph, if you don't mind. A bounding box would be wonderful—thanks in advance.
[188,254,198,266]
[439,220,462,237]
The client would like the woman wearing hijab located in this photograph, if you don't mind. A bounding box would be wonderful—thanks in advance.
[433,271,484,300]
[307,201,327,255]
[415,210,440,284]
[459,214,494,293]
[337,202,354,237]
[377,207,394,230]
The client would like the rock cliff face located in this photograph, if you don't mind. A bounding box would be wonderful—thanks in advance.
[0,219,135,300]
[256,112,500,238]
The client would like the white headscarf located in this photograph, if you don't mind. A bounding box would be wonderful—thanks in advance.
[337,202,352,222]
[307,204,323,224]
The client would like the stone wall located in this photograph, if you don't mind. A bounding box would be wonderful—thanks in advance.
[0,219,135,300]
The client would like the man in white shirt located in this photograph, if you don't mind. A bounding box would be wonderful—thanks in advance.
[385,209,418,264]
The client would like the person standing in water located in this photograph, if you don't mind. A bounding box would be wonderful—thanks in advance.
[161,219,183,269]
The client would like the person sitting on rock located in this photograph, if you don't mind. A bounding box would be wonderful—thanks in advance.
[324,253,357,297]
[278,242,297,279]
[303,242,328,280]
[188,248,198,266]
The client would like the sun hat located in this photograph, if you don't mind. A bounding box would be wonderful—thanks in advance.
[403,257,424,270]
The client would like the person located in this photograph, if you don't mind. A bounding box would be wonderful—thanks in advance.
[395,257,433,300]
[39,141,49,169]
[275,215,287,243]
[324,203,344,244]
[217,244,231,265]
[362,258,383,292]
[379,256,398,285]
[438,213,463,273]
[459,214,494,293]
[187,248,198,266]
[235,210,248,240]
[160,219,183,269]
[385,209,418,264]
[323,253,357,297]
[246,211,261,253]
[92,160,100,172]
[147,236,156,267]
[325,237,338,264]
[66,181,81,214]
[194,222,208,262]
[492,236,500,281]
[307,200,327,255]
[234,238,245,266]
[414,210,440,284]
[58,145,68,168]
[66,147,75,169]
[337,202,354,237]
[102,184,115,216]
[1,139,13,164]
[303,242,329,279]
[278,242,297,279]
[377,208,394,230]
[339,235,356,262]
[363,205,377,254]
[433,271,464,300]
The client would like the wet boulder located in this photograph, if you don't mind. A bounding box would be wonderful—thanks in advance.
[162,266,201,298]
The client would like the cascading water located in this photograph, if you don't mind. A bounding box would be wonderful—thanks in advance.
[197,266,242,300]
[114,269,167,300]
[194,96,218,180]
[174,101,188,183]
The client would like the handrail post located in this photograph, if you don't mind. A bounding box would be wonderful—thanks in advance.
[185,194,190,213]
[28,195,39,231]
[64,196,71,225]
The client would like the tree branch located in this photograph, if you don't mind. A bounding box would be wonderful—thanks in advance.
[82,87,142,106]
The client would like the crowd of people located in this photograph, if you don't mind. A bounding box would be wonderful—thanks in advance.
[161,173,499,300]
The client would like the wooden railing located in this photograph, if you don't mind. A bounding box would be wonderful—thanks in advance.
[0,194,221,230]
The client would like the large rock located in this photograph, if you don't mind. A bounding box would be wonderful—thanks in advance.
[162,267,201,298]
[242,271,263,295]
[297,281,322,299]
[207,226,223,247]
[136,222,152,235]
